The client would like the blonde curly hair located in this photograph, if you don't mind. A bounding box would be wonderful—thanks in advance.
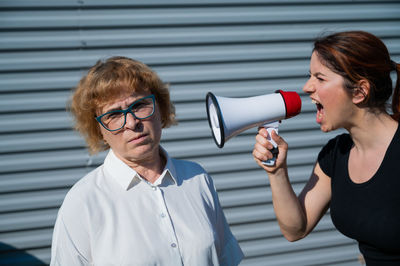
[70,56,177,154]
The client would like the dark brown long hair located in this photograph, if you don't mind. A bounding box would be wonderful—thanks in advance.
[313,31,399,120]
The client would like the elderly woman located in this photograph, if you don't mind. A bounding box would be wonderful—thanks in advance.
[50,56,243,265]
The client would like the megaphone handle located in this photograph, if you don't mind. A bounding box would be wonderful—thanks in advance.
[261,122,279,166]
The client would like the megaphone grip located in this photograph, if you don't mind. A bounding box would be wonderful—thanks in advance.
[262,123,279,166]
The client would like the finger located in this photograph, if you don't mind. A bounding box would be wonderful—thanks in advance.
[255,133,266,144]
[253,147,273,162]
[254,139,276,158]
[257,127,268,137]
[253,141,268,155]
[256,132,275,150]
[270,130,287,148]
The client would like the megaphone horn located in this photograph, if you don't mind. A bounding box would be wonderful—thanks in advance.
[206,90,302,165]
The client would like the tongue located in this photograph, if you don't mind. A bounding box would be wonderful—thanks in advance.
[316,105,323,123]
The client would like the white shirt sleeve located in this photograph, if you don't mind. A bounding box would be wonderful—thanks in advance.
[206,174,244,266]
[50,193,92,266]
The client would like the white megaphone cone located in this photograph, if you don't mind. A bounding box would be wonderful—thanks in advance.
[206,90,302,166]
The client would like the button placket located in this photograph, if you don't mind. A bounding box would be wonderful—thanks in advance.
[154,188,182,260]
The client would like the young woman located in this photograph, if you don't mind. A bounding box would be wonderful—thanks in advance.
[253,31,400,265]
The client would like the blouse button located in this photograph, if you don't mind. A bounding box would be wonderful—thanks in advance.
[171,243,177,248]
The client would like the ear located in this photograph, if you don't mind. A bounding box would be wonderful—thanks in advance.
[352,79,370,105]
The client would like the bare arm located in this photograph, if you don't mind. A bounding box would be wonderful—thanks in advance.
[253,128,331,241]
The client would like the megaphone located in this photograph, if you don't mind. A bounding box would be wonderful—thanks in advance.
[206,90,302,166]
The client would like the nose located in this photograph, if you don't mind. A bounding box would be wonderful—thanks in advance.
[302,78,315,94]
[124,112,139,129]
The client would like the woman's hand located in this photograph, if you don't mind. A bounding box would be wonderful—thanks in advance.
[253,127,288,174]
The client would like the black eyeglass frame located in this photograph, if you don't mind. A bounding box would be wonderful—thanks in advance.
[95,94,156,132]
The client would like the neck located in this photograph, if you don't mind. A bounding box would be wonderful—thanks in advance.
[115,147,166,184]
[346,111,397,152]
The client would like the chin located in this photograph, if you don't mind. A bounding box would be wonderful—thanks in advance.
[320,124,332,133]
[320,122,341,133]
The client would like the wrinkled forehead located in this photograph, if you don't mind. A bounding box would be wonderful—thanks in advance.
[95,84,151,112]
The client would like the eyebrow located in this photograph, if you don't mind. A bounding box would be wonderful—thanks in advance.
[309,70,327,77]
[104,106,124,113]
[103,98,141,113]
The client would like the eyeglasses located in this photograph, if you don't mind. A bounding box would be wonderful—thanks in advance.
[96,94,156,131]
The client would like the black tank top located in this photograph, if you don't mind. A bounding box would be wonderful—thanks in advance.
[318,125,400,265]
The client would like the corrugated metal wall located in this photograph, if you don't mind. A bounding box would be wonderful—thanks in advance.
[1,0,399,265]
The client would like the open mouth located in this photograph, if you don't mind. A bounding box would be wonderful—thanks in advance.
[311,99,324,123]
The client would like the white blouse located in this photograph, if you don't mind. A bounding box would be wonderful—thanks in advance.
[51,149,243,266]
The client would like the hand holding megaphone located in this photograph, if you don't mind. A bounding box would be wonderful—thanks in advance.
[262,120,280,166]
[254,125,289,169]
[206,90,301,166]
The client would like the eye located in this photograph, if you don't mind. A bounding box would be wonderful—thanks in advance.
[135,102,146,108]
[132,98,153,110]
[104,112,123,120]
[132,102,148,111]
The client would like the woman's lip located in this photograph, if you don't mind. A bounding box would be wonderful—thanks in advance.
[310,98,323,123]
[311,98,320,105]
[128,134,147,143]
[316,108,323,124]
[310,98,323,110]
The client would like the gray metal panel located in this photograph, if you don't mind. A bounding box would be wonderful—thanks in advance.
[1,1,399,265]
[2,4,399,29]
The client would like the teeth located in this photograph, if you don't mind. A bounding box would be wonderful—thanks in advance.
[311,99,318,104]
